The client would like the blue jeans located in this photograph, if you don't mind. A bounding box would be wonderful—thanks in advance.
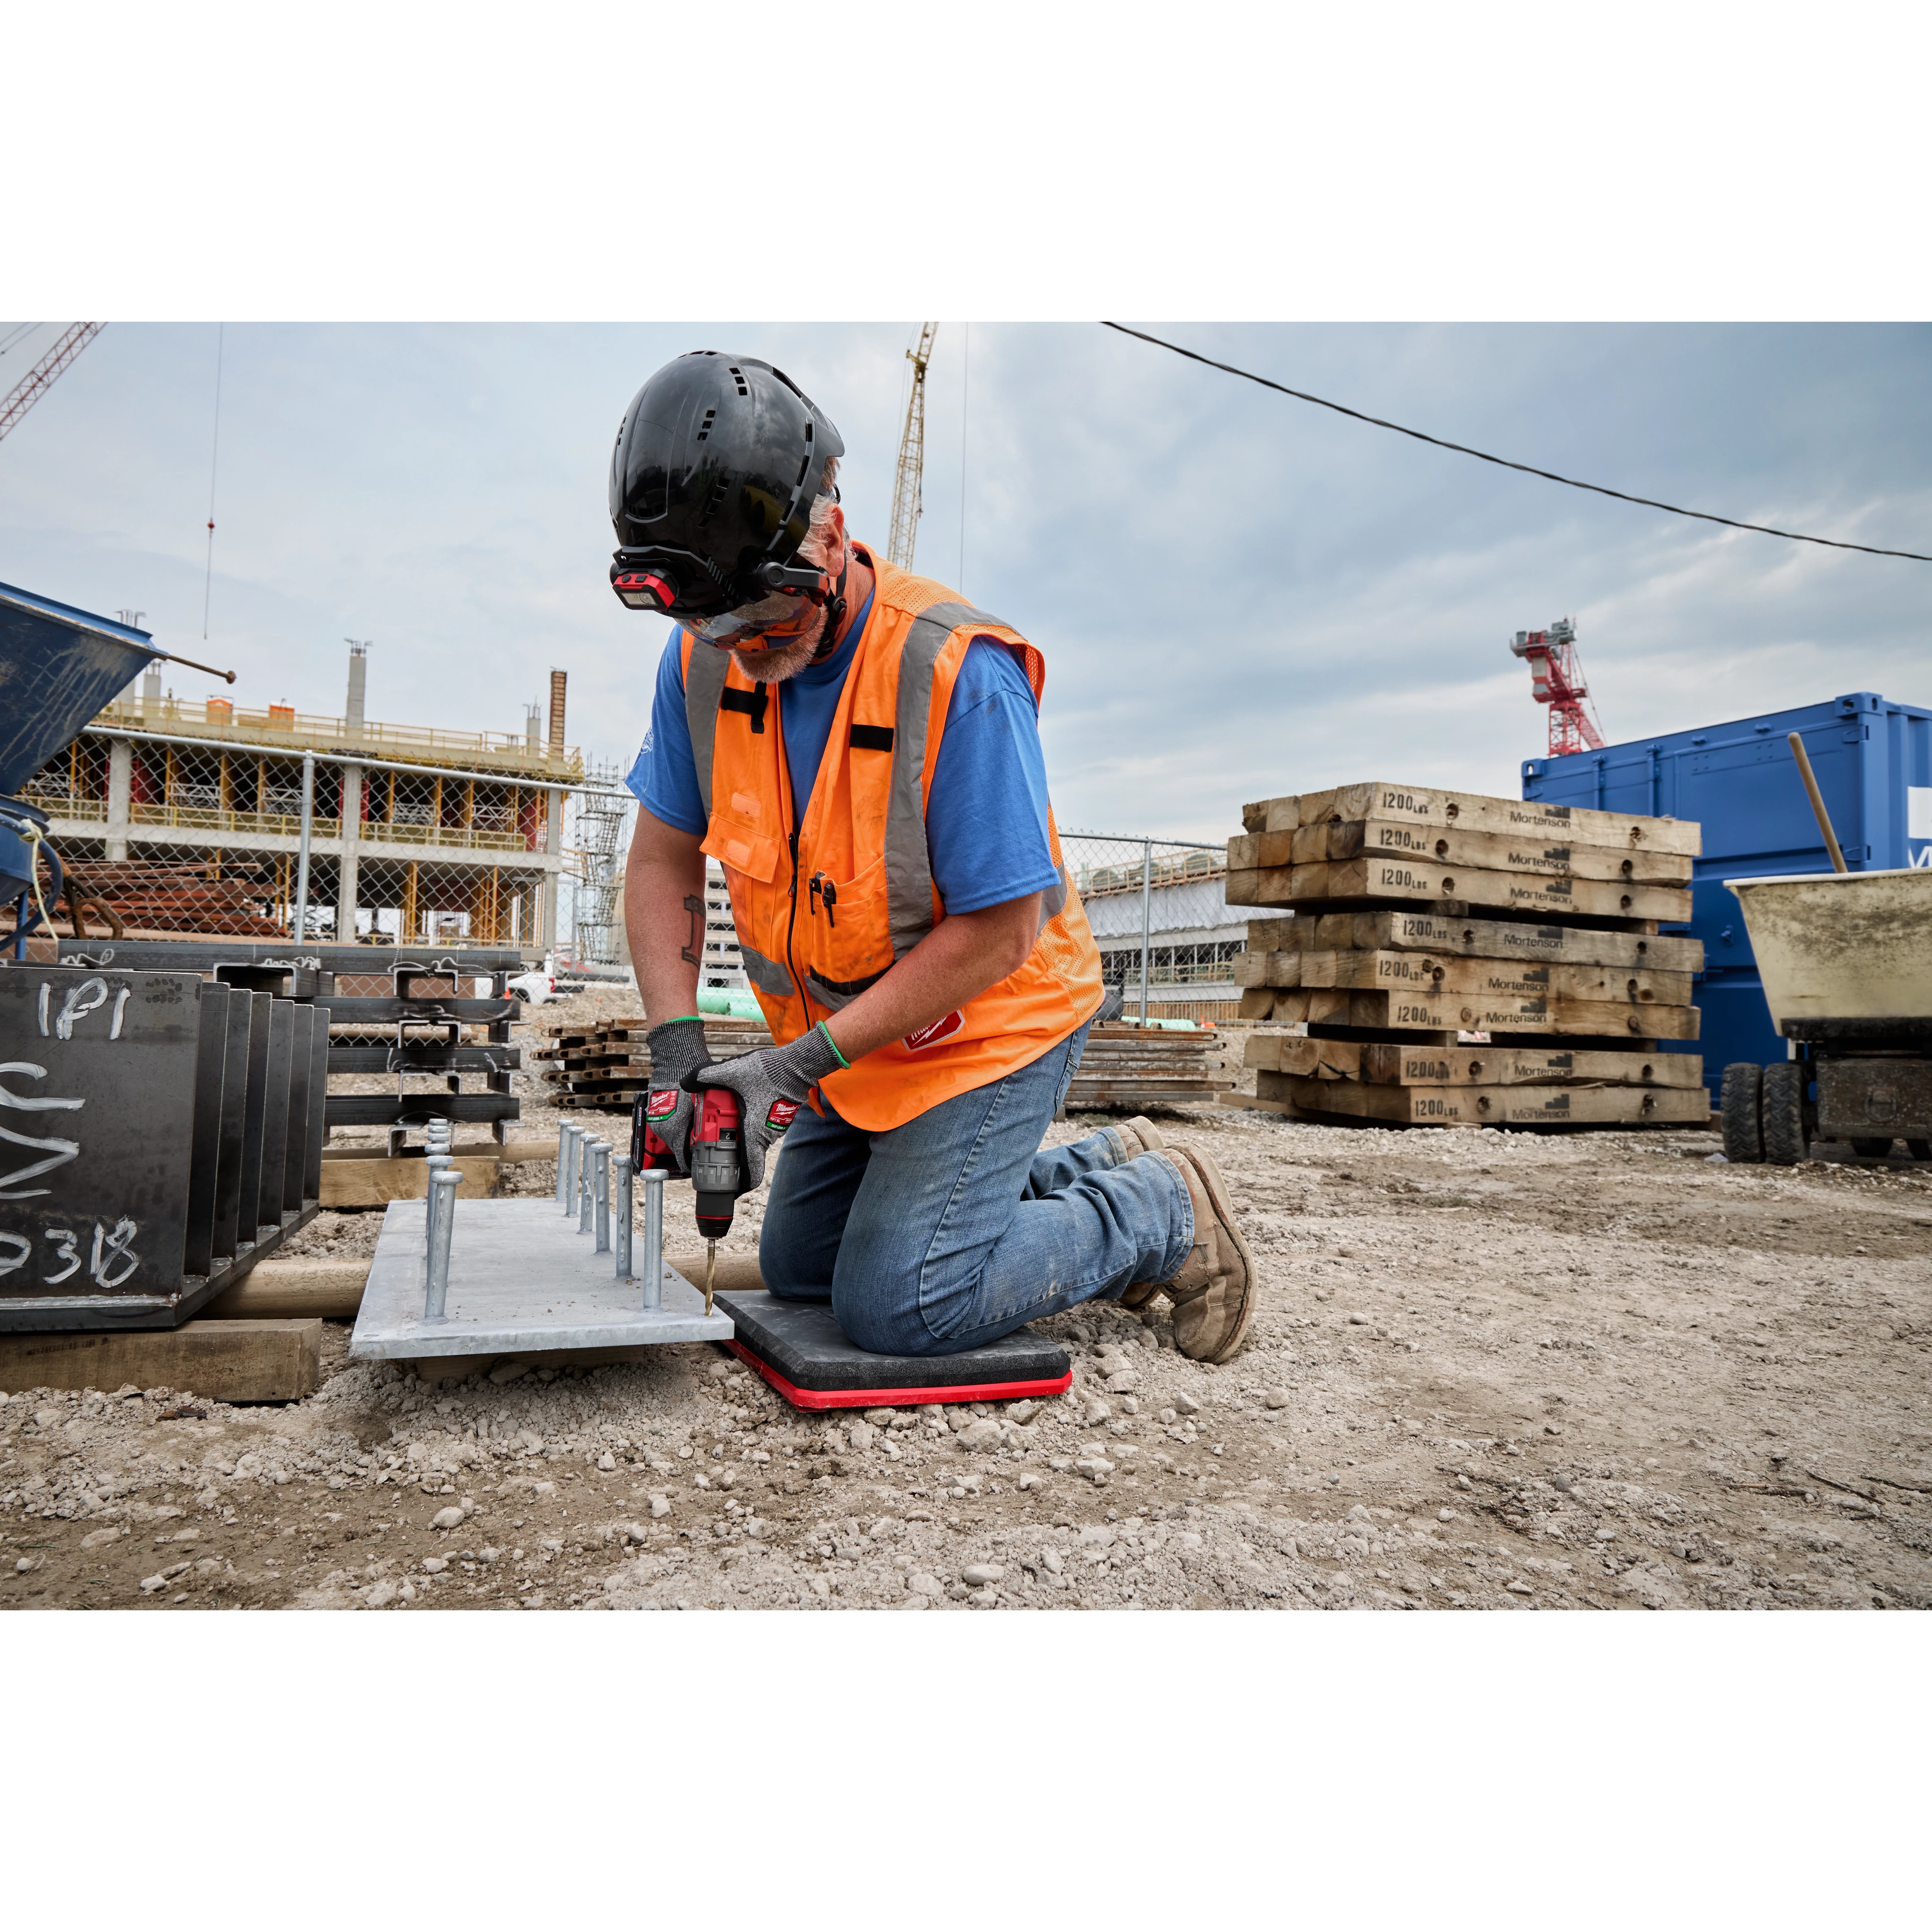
[759,1022,1194,1357]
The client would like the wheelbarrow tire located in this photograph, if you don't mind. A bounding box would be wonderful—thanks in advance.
[1761,1062,1809,1167]
[1720,1063,1763,1163]
[1850,1136,1894,1158]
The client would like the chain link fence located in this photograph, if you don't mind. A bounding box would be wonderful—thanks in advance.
[1058,831,1244,1024]
[14,722,562,951]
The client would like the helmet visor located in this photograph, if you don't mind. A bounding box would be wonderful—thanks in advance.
[686,595,816,650]
[683,562,838,650]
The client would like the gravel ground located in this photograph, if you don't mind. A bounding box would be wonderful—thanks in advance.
[5,992,1929,1613]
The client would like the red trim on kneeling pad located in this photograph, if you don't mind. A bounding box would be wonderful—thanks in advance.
[723,1337,1072,1412]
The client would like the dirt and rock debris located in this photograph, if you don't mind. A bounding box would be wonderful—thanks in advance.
[5,992,1930,1613]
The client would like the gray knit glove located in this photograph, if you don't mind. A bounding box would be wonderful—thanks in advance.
[691,1021,844,1191]
[634,1016,711,1175]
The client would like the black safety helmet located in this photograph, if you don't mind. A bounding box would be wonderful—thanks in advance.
[608,352,845,620]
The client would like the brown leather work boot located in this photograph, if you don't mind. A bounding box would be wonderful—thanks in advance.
[1113,1119,1169,1307]
[1150,1144,1256,1363]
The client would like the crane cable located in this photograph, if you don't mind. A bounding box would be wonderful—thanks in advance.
[1101,321,1932,564]
[202,323,224,639]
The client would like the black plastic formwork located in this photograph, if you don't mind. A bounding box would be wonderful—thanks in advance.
[0,966,326,1331]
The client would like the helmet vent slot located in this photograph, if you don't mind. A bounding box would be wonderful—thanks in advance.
[696,406,716,443]
[727,366,750,397]
[696,472,731,529]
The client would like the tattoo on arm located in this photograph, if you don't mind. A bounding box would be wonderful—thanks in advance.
[682,895,704,968]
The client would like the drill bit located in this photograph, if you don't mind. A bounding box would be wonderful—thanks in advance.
[705,1238,716,1316]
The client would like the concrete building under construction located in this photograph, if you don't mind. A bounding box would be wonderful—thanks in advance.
[16,645,583,955]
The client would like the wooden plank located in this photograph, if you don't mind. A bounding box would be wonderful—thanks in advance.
[1216,1093,1302,1116]
[1262,1074,1714,1126]
[1245,1033,1363,1079]
[1322,819,1694,885]
[1238,795,1300,835]
[1235,782,1701,855]
[0,1319,323,1401]
[1355,1043,1706,1087]
[1224,864,1295,907]
[1259,987,1700,1038]
[1234,949,1298,988]
[205,1259,367,1319]
[1286,858,1691,924]
[319,1154,499,1208]
[1254,909,1703,973]
[1290,951,1695,1007]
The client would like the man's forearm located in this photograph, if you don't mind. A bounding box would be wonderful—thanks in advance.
[625,814,706,1024]
[821,893,1043,1064]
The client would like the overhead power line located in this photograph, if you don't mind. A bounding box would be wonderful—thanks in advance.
[1100,321,1931,564]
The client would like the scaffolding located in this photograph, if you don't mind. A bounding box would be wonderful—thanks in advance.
[15,659,581,958]
[567,789,629,971]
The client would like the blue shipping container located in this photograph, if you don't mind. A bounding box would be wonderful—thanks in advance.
[1521,691,1932,1099]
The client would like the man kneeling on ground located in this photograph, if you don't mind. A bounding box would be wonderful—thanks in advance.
[610,350,1254,1362]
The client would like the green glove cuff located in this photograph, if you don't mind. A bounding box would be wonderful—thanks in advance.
[816,1020,851,1070]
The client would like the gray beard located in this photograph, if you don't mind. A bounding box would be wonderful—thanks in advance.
[730,606,834,684]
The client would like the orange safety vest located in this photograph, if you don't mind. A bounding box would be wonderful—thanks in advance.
[682,552,1104,1131]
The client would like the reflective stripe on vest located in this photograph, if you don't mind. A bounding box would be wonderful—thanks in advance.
[885,601,979,959]
[684,639,732,822]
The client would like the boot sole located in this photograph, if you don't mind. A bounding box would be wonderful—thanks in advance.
[1174,1144,1257,1363]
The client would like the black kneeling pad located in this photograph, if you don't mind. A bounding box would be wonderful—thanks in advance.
[713,1289,1071,1410]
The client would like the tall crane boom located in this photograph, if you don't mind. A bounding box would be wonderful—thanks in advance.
[0,323,107,445]
[1509,616,1605,755]
[886,322,938,568]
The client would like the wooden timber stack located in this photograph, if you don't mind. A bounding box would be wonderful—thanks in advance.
[535,1017,1232,1113]
[1065,1023,1233,1111]
[534,1018,772,1109]
[1227,781,1708,1128]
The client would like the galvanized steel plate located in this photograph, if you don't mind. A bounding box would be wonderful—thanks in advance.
[351,1196,734,1359]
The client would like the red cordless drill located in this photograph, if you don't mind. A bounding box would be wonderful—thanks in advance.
[636,1083,744,1315]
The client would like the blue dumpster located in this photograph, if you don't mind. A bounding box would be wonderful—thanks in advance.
[1522,691,1932,1100]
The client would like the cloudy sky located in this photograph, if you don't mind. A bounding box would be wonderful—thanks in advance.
[2,320,1926,841]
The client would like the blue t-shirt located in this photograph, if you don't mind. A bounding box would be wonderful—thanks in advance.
[625,593,1061,917]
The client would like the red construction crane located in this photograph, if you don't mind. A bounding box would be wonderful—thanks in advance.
[1510,616,1605,756]
[0,323,107,445]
